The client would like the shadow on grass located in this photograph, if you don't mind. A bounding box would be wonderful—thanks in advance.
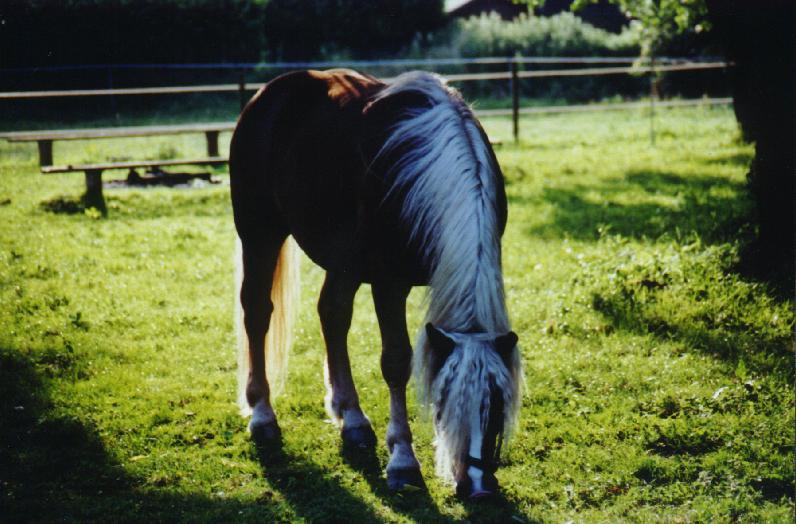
[341,443,458,523]
[249,440,401,523]
[524,166,792,377]
[0,348,419,522]
[524,169,751,244]
[0,347,264,521]
[38,173,230,220]
[461,491,538,524]
[590,289,794,380]
[342,445,534,524]
[1,346,531,522]
[706,150,754,168]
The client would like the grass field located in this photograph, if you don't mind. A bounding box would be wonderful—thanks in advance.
[1,106,793,523]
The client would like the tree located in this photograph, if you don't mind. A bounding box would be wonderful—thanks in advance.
[263,0,446,61]
[523,0,794,284]
[571,0,708,56]
[703,0,794,285]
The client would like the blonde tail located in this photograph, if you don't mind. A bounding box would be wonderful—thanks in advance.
[236,236,301,415]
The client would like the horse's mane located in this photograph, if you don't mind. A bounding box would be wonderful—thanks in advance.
[372,72,508,334]
[370,72,521,480]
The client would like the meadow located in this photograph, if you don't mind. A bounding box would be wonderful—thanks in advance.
[0,105,793,523]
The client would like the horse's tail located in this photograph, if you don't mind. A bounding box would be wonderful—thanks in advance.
[235,236,301,414]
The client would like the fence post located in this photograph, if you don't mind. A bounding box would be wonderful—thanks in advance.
[238,70,247,112]
[107,67,119,123]
[511,57,520,143]
[649,56,656,146]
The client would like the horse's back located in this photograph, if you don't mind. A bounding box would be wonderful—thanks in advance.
[230,70,384,267]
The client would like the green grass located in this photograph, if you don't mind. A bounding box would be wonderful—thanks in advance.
[0,106,793,523]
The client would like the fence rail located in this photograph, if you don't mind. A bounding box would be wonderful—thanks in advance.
[1,56,731,142]
[1,55,725,73]
[477,97,733,117]
[0,62,728,99]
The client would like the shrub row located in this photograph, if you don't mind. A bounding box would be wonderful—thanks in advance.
[433,12,642,58]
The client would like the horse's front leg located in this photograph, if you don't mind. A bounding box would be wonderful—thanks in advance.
[372,281,424,490]
[318,272,377,448]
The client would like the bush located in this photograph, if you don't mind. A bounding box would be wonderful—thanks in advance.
[415,13,643,103]
[444,12,641,58]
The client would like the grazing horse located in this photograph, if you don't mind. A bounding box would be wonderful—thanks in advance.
[230,69,522,498]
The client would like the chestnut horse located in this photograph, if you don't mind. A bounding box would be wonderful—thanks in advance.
[230,69,522,498]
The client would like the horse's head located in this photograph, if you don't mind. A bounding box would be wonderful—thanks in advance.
[424,323,520,499]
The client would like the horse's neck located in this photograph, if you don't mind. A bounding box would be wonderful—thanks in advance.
[367,71,509,333]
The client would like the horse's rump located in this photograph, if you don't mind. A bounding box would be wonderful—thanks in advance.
[230,70,385,273]
[230,69,435,282]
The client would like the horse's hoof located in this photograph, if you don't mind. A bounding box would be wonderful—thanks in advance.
[456,476,499,500]
[250,420,282,446]
[387,467,426,491]
[341,425,377,450]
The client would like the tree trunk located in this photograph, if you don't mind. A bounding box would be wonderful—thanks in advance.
[705,0,794,285]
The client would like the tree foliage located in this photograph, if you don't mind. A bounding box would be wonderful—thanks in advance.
[0,0,446,67]
[0,0,270,67]
[574,0,707,53]
[522,0,708,54]
[263,0,446,60]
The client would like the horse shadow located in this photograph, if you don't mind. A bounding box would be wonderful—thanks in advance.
[1,333,533,522]
[251,430,453,522]
[251,428,534,523]
[339,439,533,523]
[3,346,501,522]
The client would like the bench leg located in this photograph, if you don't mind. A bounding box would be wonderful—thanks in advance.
[205,130,220,157]
[38,140,53,167]
[83,169,107,215]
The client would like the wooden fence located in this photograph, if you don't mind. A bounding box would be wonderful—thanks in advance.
[0,57,730,142]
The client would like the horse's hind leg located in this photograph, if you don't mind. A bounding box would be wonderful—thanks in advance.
[372,280,424,490]
[318,272,377,448]
[240,235,286,443]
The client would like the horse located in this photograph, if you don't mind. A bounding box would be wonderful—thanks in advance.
[229,68,522,498]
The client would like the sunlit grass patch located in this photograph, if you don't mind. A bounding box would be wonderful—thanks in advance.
[0,105,792,522]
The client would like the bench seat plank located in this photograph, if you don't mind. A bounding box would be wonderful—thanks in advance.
[41,156,228,174]
[0,122,235,142]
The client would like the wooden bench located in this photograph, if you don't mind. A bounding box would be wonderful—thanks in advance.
[42,157,228,213]
[0,122,235,168]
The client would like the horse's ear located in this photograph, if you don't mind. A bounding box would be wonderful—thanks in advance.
[494,331,518,363]
[426,323,455,373]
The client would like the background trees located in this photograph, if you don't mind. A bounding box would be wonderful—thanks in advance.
[0,0,445,67]
[0,1,270,66]
[263,0,445,60]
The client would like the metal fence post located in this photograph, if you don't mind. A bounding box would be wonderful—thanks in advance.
[511,57,520,143]
[238,70,247,112]
[107,67,119,123]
